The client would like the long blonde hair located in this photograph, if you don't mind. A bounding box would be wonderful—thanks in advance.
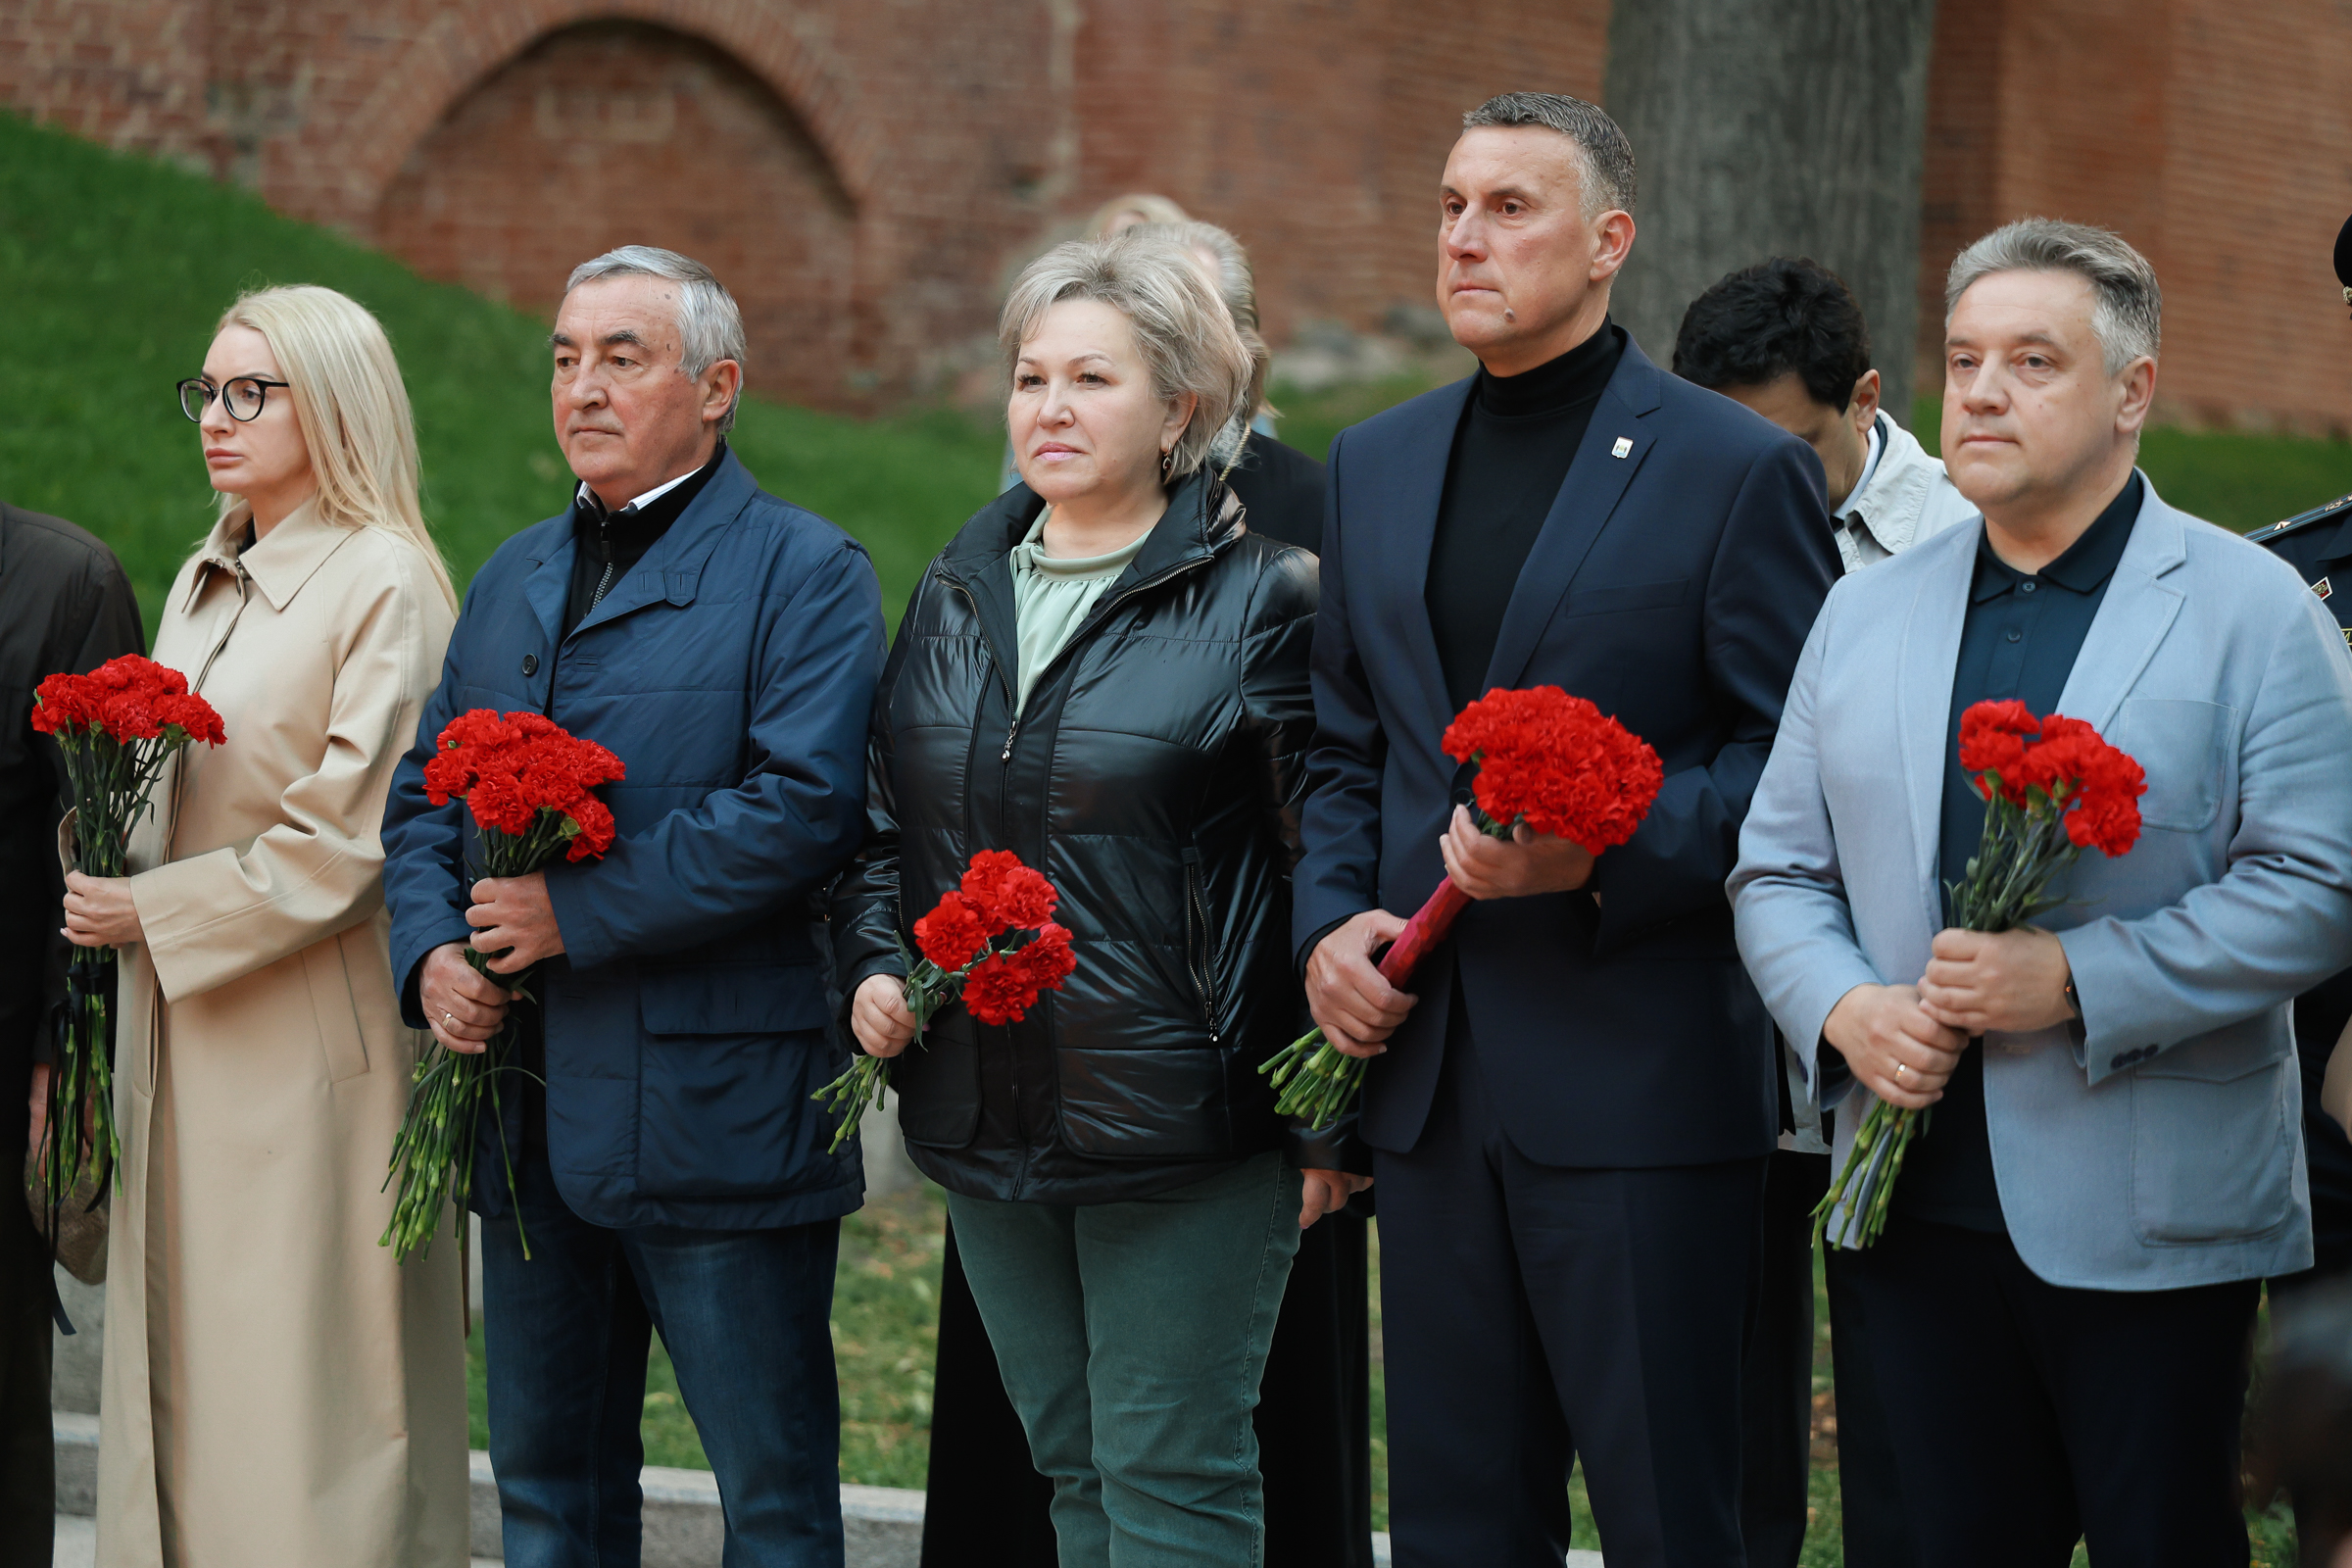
[212,285,458,611]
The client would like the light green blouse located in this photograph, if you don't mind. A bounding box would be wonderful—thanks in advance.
[1007,510,1151,716]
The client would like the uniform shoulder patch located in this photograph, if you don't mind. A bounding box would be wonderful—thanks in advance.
[2249,494,2352,545]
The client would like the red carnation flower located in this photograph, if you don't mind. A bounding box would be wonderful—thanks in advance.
[1011,922,1076,990]
[914,891,993,972]
[564,795,617,861]
[1443,686,1663,853]
[963,949,1047,1026]
[959,850,1057,931]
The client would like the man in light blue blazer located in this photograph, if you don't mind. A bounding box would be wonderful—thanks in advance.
[1731,220,2352,1566]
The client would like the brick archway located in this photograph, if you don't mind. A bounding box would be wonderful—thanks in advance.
[328,0,881,229]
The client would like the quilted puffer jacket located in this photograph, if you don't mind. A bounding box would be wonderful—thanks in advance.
[830,470,1317,1202]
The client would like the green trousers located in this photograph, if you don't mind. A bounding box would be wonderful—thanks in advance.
[946,1152,1304,1568]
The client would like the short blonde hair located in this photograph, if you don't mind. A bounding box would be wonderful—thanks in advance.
[213,285,457,610]
[1000,234,1254,481]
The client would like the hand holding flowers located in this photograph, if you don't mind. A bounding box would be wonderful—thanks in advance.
[382,708,624,1263]
[1275,686,1664,1129]
[817,850,1076,1153]
[30,655,224,1213]
[1815,699,2145,1250]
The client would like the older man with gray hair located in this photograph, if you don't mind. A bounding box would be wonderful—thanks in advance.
[1732,220,2352,1563]
[382,246,886,1566]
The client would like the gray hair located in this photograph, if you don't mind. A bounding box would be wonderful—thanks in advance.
[1130,219,1273,468]
[1000,233,1254,482]
[1462,92,1638,218]
[564,245,749,433]
[1945,219,2161,375]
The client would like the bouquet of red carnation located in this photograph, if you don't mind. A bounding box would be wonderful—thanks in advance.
[1262,686,1664,1129]
[1815,699,2145,1250]
[815,850,1075,1152]
[381,710,624,1262]
[29,657,224,1213]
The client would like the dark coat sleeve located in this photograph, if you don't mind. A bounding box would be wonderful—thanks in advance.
[1291,426,1385,967]
[1587,434,1839,945]
[541,538,884,968]
[827,571,931,1023]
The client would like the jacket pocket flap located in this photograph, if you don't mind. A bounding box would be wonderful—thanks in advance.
[639,964,830,1035]
[1562,576,1690,617]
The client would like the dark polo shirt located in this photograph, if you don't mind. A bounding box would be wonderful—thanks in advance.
[1901,471,2142,1233]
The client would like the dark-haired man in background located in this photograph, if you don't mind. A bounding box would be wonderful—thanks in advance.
[1298,94,1838,1565]
[1674,257,1967,1568]
[0,500,142,1568]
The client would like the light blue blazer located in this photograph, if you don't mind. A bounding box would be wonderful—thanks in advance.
[1730,478,2352,1288]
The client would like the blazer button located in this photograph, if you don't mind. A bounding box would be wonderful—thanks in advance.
[522,654,540,676]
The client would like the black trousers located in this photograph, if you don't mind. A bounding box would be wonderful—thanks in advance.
[1737,1151,1916,1568]
[0,1202,50,1568]
[919,1205,1376,1568]
[1739,1150,1824,1568]
[1840,1216,2260,1568]
[1376,1023,1765,1568]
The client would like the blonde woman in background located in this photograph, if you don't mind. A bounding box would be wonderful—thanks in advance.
[61,284,467,1568]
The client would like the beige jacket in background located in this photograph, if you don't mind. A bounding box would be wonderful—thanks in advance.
[94,501,468,1568]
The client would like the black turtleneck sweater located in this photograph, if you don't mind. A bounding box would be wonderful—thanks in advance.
[1425,322,1626,713]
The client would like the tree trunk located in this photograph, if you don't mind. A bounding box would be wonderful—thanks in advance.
[1604,0,1939,424]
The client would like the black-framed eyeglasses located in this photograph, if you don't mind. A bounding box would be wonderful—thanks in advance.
[176,376,291,423]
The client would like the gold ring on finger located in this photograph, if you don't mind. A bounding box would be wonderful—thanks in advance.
[1894,1061,1908,1084]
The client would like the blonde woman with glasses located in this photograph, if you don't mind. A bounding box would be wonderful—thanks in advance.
[64,285,467,1567]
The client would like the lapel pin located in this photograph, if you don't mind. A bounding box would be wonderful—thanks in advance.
[1610,436,1633,459]
[2315,576,2333,601]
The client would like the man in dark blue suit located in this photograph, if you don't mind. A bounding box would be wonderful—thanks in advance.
[381,247,885,1567]
[1295,95,1839,1566]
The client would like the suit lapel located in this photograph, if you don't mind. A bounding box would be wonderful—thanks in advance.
[1896,530,1975,898]
[2055,478,2187,730]
[1363,377,1471,738]
[1482,355,1662,694]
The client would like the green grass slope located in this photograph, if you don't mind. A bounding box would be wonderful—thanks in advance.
[0,111,1004,637]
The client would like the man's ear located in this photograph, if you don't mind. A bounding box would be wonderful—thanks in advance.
[2115,356,2158,436]
[704,359,743,424]
[1849,368,1883,432]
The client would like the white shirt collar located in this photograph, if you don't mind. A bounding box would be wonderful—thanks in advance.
[576,465,700,516]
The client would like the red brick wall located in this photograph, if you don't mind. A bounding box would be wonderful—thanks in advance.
[8,0,2345,429]
[1918,0,2352,434]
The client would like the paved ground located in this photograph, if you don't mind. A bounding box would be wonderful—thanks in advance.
[52,1517,499,1568]
[57,1511,1602,1566]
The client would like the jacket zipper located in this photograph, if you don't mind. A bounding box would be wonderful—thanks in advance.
[934,539,1228,1162]
[1181,846,1221,1043]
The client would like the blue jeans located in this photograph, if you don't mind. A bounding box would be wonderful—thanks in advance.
[479,1145,845,1568]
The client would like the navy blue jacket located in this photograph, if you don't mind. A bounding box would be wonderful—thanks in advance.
[381,450,886,1230]
[1293,338,1840,1166]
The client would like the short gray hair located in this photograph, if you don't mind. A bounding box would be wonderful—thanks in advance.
[564,245,749,433]
[1000,233,1254,482]
[1462,92,1638,218]
[1130,219,1272,467]
[1945,219,2161,375]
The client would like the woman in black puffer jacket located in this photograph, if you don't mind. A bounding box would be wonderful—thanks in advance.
[831,233,1354,1564]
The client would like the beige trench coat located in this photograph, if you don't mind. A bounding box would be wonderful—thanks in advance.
[93,502,468,1568]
